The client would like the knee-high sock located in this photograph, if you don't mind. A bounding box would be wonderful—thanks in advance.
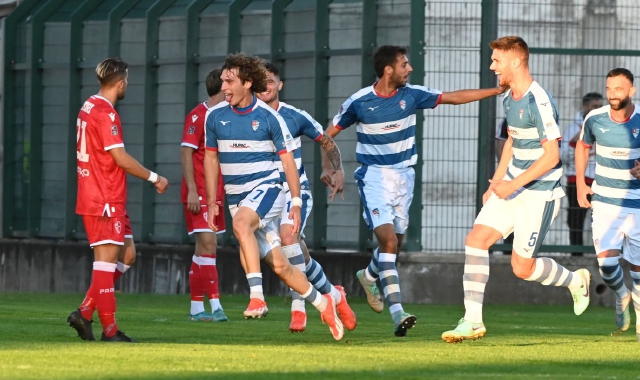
[92,261,118,338]
[284,244,306,313]
[378,252,403,320]
[246,273,264,301]
[597,256,629,299]
[189,256,205,315]
[630,271,640,333]
[80,260,130,320]
[463,246,489,323]
[305,258,342,303]
[200,254,222,311]
[363,248,380,283]
[525,257,581,288]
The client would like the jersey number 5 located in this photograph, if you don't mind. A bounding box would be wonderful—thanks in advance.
[76,118,89,163]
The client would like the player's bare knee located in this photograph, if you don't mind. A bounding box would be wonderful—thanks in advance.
[272,260,290,278]
[465,233,491,250]
[280,232,296,247]
[511,261,534,279]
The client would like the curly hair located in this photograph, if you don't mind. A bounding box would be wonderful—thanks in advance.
[222,53,267,93]
[206,68,223,96]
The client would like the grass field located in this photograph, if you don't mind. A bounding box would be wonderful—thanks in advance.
[0,292,638,380]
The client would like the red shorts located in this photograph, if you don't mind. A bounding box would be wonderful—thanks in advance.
[82,213,133,247]
[184,204,226,235]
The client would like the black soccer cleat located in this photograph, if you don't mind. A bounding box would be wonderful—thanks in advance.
[101,330,136,343]
[67,309,96,341]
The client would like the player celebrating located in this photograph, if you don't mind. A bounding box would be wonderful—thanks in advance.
[576,68,640,339]
[256,61,356,333]
[67,58,168,342]
[441,36,591,343]
[204,53,344,340]
[181,68,228,322]
[322,45,506,337]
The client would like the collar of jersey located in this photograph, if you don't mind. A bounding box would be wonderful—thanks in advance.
[372,81,398,98]
[231,95,257,114]
[92,94,114,108]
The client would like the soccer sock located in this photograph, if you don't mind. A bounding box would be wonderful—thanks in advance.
[364,248,380,284]
[283,244,306,313]
[301,285,327,312]
[305,258,343,303]
[463,246,489,323]
[378,252,403,321]
[630,271,640,334]
[525,257,579,288]
[189,256,205,315]
[246,273,264,301]
[200,254,222,311]
[113,261,131,283]
[597,257,630,301]
[79,285,95,321]
[92,261,118,338]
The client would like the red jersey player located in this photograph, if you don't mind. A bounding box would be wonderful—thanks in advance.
[181,68,228,322]
[67,58,168,342]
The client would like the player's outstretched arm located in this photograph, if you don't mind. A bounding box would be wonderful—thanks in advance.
[320,123,342,190]
[317,134,345,201]
[109,147,168,193]
[203,149,220,232]
[439,86,507,105]
[180,146,200,214]
[280,151,302,234]
[575,140,594,208]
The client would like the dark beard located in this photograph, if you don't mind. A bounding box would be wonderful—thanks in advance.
[610,96,630,110]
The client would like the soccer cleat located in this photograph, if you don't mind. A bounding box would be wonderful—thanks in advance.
[243,298,269,319]
[101,330,136,343]
[289,311,307,333]
[67,309,96,341]
[616,293,631,332]
[570,268,591,316]
[211,308,229,322]
[189,311,214,322]
[393,312,417,337]
[334,285,357,331]
[320,294,344,341]
[356,269,384,313]
[441,318,486,343]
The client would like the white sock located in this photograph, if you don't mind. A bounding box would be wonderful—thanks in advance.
[329,285,342,304]
[302,285,327,312]
[210,298,222,311]
[246,273,264,301]
[191,301,205,315]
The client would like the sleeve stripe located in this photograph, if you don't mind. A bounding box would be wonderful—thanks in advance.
[181,142,198,149]
[104,143,125,151]
[335,125,345,130]
[313,134,323,142]
[435,93,442,107]
[205,147,218,151]
[278,149,288,155]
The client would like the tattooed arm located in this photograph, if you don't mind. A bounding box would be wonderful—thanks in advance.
[317,134,345,201]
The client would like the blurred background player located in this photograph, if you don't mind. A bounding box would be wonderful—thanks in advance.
[322,45,506,337]
[181,68,228,322]
[204,53,344,340]
[67,58,168,342]
[561,92,603,255]
[442,36,590,343]
[576,68,639,339]
[256,61,356,333]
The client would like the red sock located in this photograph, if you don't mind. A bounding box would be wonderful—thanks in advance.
[113,262,130,283]
[189,258,204,302]
[79,286,95,321]
[113,269,124,283]
[201,254,220,300]
[92,262,118,338]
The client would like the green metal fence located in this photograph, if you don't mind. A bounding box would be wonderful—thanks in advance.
[2,0,638,253]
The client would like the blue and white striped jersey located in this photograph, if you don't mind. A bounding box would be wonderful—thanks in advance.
[502,81,564,200]
[580,105,640,211]
[332,83,442,169]
[205,96,295,206]
[275,102,324,191]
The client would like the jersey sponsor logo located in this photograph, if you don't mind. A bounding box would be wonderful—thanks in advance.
[611,150,629,156]
[540,102,549,107]
[252,120,260,131]
[399,100,406,110]
[230,142,250,149]
[114,221,122,234]
[192,114,198,122]
[220,120,230,125]
[598,128,610,133]
[77,166,90,177]
[368,106,379,111]
[81,101,95,114]
[634,129,639,138]
[519,108,523,119]
[508,127,518,136]
[187,125,196,135]
[382,123,400,131]
[111,125,118,135]
[109,112,116,122]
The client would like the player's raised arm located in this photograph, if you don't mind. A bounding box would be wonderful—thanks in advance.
[109,147,168,193]
[439,86,507,105]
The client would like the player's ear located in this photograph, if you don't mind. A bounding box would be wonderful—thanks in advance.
[512,57,521,69]
[384,64,393,76]
[243,80,252,90]
[277,80,283,91]
[630,86,636,98]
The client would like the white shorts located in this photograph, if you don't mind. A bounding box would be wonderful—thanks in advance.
[279,189,313,237]
[355,166,414,234]
[475,193,560,258]
[229,184,285,259]
[592,202,640,266]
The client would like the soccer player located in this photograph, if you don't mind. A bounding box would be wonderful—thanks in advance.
[181,68,228,322]
[441,36,591,343]
[576,68,640,339]
[256,61,356,333]
[67,58,168,342]
[204,53,344,340]
[322,45,506,337]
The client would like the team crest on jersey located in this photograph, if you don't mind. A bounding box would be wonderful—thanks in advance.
[633,129,639,138]
[399,100,406,110]
[111,125,118,135]
[187,125,195,135]
[114,221,122,234]
[109,112,116,122]
[372,208,379,218]
[81,101,95,114]
[203,211,208,223]
[252,120,260,131]
[192,114,198,123]
[519,109,523,119]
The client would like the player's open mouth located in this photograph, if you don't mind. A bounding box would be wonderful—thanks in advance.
[225,93,233,103]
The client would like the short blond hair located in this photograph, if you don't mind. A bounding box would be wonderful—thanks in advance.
[489,36,529,65]
[96,58,128,86]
